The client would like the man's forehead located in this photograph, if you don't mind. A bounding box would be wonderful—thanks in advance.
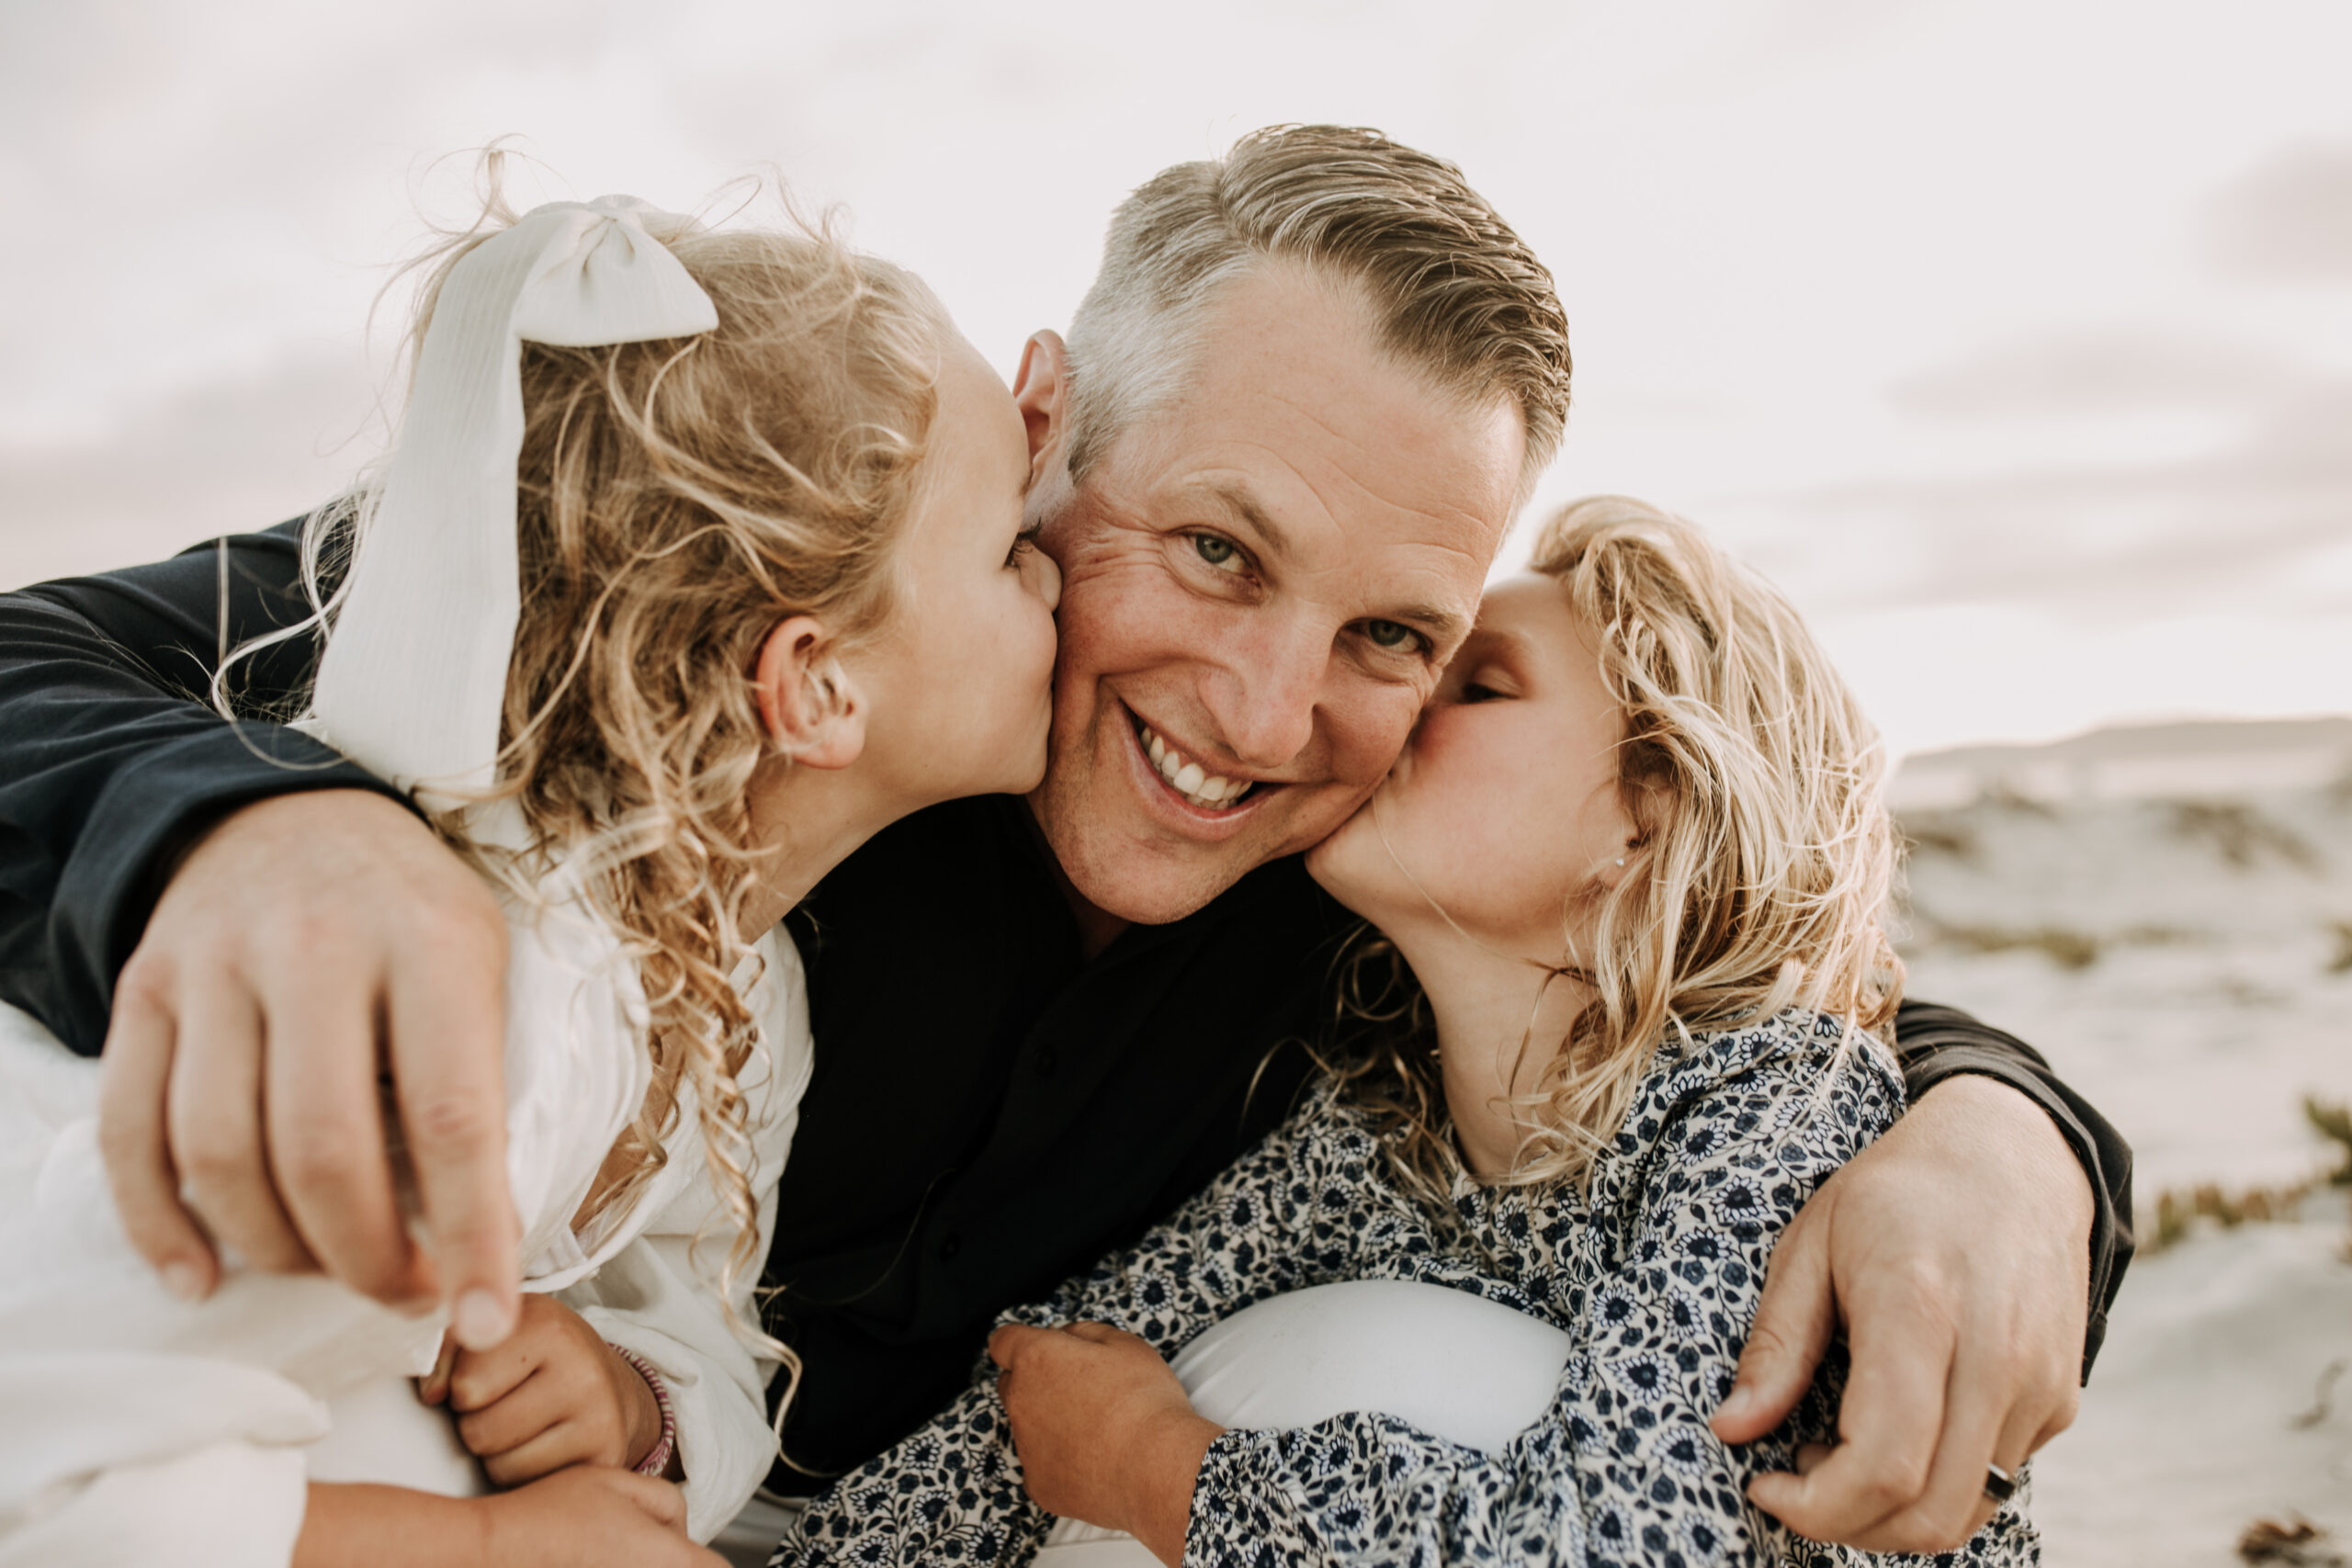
[1157,264,1527,520]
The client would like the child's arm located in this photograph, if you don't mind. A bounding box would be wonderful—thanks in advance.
[294,1470,722,1568]
[786,1099,1358,1568]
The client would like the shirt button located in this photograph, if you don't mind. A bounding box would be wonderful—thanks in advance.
[936,1232,962,1262]
[1035,1047,1059,1077]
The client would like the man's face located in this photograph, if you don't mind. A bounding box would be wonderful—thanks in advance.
[1023,263,1524,925]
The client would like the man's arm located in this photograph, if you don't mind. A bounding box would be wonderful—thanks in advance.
[1890,998,2135,1365]
[0,519,402,1050]
[1711,998,2133,1553]
[0,521,521,1344]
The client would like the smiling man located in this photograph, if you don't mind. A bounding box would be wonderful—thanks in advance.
[0,127,2129,1557]
[1029,258,1528,931]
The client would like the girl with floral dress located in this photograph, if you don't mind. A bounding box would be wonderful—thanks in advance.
[785,496,2036,1568]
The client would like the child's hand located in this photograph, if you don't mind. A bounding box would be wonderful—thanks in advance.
[419,1292,667,1485]
[988,1322,1222,1566]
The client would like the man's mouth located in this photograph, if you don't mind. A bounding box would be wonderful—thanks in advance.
[1133,716,1259,812]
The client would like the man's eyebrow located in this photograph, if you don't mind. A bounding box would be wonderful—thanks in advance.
[1194,479,1469,647]
[1196,480,1295,558]
[1395,601,1472,647]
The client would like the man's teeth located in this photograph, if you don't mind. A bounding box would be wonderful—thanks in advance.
[1137,723,1251,809]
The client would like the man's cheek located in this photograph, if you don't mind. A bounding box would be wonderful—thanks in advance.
[1052,565,1178,668]
[1329,696,1427,788]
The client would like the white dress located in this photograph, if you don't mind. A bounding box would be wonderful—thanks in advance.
[0,886,812,1566]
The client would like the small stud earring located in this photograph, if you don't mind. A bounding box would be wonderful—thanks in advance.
[1613,858,1626,867]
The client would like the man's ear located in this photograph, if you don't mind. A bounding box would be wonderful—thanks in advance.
[752,615,865,770]
[1012,331,1072,491]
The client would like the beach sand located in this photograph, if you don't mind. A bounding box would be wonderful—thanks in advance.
[1899,768,2352,1565]
[2030,1193,2352,1566]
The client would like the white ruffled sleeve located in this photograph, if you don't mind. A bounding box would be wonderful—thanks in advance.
[559,930,811,1542]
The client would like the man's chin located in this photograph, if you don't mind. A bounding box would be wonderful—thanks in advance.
[1055,834,1266,927]
[1034,762,1363,926]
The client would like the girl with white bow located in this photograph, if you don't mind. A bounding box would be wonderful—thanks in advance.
[0,173,1060,1567]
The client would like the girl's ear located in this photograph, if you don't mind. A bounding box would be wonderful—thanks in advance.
[1593,797,1655,891]
[753,615,866,770]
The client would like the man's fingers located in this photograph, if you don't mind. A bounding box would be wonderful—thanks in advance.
[1061,1321,1125,1346]
[2030,1392,2079,1454]
[96,972,217,1300]
[1747,1288,1954,1540]
[1714,1202,1838,1442]
[1852,1348,2018,1553]
[386,928,517,1349]
[989,1324,1042,1368]
[167,976,317,1273]
[266,965,430,1307]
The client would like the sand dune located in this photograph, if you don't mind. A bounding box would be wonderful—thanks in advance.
[1895,719,2352,1564]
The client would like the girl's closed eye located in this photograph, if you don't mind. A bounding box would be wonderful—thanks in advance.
[1451,660,1519,704]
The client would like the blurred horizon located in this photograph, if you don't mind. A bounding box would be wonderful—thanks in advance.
[2,0,2346,760]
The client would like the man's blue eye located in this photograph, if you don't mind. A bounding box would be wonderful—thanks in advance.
[1193,535,1240,570]
[1365,619,1417,649]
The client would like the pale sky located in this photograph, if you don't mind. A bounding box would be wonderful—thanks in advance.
[2,0,2346,759]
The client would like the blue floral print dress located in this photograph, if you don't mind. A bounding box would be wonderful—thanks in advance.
[781,1010,2038,1568]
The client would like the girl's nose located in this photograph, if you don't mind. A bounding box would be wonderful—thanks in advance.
[1027,547,1063,613]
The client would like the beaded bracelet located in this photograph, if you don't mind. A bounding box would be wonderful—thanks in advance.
[607,1343,677,1477]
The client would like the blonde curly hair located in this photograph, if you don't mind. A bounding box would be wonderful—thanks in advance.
[1328,495,1905,1203]
[235,164,948,1398]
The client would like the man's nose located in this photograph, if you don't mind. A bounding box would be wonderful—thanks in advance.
[1201,616,1328,773]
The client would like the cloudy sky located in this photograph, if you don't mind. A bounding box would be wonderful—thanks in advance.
[2,0,2346,759]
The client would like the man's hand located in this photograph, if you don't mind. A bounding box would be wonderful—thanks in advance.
[1711,1074,2090,1553]
[989,1322,1222,1567]
[421,1293,668,1486]
[96,789,521,1348]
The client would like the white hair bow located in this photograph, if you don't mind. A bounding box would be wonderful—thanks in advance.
[310,197,718,809]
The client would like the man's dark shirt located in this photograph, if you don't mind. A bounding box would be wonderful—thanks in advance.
[0,520,2135,1477]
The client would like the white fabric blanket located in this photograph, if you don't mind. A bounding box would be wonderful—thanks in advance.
[1033,1279,1575,1568]
[0,893,808,1565]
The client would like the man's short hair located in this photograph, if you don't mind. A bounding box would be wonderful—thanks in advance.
[1064,124,1572,495]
